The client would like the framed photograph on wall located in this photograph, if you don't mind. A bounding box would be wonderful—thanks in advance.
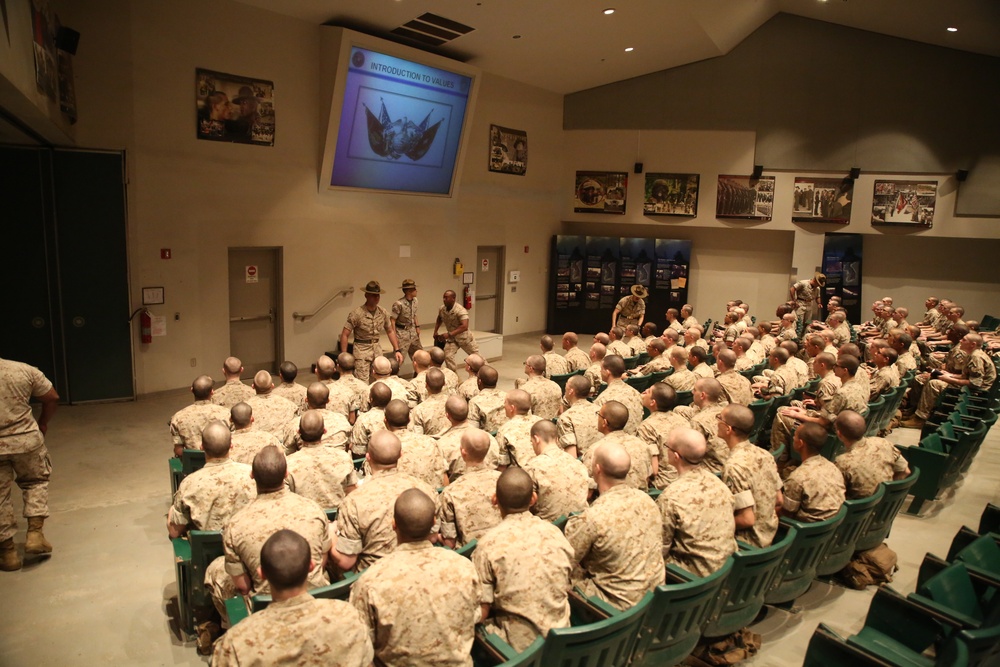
[488,124,527,175]
[716,174,774,220]
[196,68,275,146]
[574,171,628,214]
[792,177,854,223]
[643,173,699,216]
[871,179,936,227]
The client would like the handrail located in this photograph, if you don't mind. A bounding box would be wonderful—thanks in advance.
[292,287,354,322]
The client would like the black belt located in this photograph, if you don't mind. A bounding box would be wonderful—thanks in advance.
[395,323,414,330]
[354,339,374,344]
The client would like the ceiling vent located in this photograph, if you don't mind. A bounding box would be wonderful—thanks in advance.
[390,12,474,47]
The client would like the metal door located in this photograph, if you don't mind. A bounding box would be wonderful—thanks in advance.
[229,248,281,377]
[475,246,504,333]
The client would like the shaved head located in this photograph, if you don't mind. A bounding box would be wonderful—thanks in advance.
[835,410,867,441]
[460,429,490,463]
[336,353,355,373]
[413,349,431,369]
[252,446,286,490]
[394,488,436,540]
[278,361,297,382]
[224,357,243,375]
[426,368,445,393]
[369,381,392,408]
[595,442,631,481]
[566,374,593,398]
[496,468,534,513]
[465,354,485,373]
[315,355,336,380]
[306,382,329,409]
[445,395,469,421]
[668,427,707,466]
[372,356,392,376]
[201,420,232,457]
[650,383,677,412]
[230,402,252,428]
[506,389,531,415]
[540,335,555,352]
[253,370,274,393]
[720,404,754,436]
[368,430,402,466]
[526,355,546,375]
[530,419,558,443]
[299,410,325,443]
[260,529,311,590]
[429,347,446,367]
[384,399,411,429]
[600,400,629,432]
[795,422,827,455]
[192,375,215,400]
[478,365,499,388]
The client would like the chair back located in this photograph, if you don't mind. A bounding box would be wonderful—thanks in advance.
[252,570,360,613]
[854,469,920,552]
[701,527,795,638]
[816,486,885,576]
[674,390,693,407]
[625,375,652,393]
[630,559,733,667]
[953,533,1000,578]
[456,538,478,558]
[551,370,583,392]
[181,448,206,477]
[189,530,224,607]
[747,397,773,445]
[541,591,653,667]
[766,505,848,604]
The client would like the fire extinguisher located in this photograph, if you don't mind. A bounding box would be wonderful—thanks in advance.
[463,285,473,309]
[140,309,152,344]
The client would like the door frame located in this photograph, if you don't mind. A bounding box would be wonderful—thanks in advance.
[227,246,284,375]
[476,245,505,334]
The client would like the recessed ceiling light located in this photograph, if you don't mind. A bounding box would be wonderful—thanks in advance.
[512,34,521,39]
[624,47,634,52]
[603,8,615,15]
[947,26,958,32]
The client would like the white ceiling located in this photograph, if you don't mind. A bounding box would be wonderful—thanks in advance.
[237,0,1000,94]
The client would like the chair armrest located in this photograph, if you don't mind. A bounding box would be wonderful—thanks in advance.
[906,592,982,629]
[225,595,250,627]
[666,563,697,583]
[172,537,191,562]
[864,588,957,651]
[567,588,617,620]
[475,627,520,662]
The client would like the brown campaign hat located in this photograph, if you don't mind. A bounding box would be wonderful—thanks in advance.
[630,284,649,298]
[401,279,417,291]
[363,280,385,295]
[814,272,827,287]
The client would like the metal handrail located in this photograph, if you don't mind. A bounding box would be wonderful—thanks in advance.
[292,287,355,322]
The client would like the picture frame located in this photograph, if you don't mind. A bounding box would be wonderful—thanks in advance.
[574,171,628,215]
[643,173,699,216]
[871,179,936,227]
[488,124,527,175]
[142,287,165,305]
[196,68,275,146]
[716,174,775,220]
[792,177,854,224]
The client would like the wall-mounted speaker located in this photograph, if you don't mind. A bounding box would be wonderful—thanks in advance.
[849,167,861,180]
[751,165,763,180]
[634,162,643,174]
[956,169,969,182]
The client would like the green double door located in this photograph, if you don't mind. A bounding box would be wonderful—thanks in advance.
[1,147,133,402]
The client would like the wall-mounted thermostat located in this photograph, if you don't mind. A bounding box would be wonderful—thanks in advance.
[509,270,520,283]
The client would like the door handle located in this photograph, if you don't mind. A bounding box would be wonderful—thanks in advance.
[478,295,496,301]
[229,314,272,323]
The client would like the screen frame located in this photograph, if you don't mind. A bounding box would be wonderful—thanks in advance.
[319,28,481,198]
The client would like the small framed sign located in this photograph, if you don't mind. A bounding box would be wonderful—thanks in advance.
[142,287,165,305]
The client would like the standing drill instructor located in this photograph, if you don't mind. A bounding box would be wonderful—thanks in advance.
[341,281,404,383]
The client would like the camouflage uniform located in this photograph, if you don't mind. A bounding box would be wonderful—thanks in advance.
[584,431,656,491]
[916,348,996,419]
[435,424,501,481]
[229,427,281,465]
[395,430,448,488]
[344,304,391,383]
[614,296,645,327]
[206,488,331,616]
[717,370,753,406]
[896,350,918,375]
[626,336,648,356]
[835,437,908,499]
[787,357,810,387]
[869,364,900,398]
[791,279,818,324]
[664,369,697,393]
[469,388,509,433]
[564,484,664,611]
[439,366,462,394]
[245,393,298,437]
[411,392,451,436]
[770,374,867,451]
[359,375,418,412]
[759,364,800,397]
[411,371,430,404]
[722,440,782,548]
[458,376,480,401]
[607,340,632,358]
[438,464,503,546]
[833,322,852,348]
[543,352,571,378]
[746,341,766,365]
[584,363,604,392]
[517,375,563,421]
[169,400,230,449]
[682,315,700,330]
[438,303,479,372]
[759,334,778,357]
[522,444,590,521]
[212,592,373,667]
[271,380,308,413]
[337,375,371,410]
[351,541,480,667]
[334,468,439,572]
[0,361,53,541]
[324,378,361,418]
[167,459,255,531]
[496,414,543,468]
[565,347,591,372]
[633,354,672,377]
[390,295,422,361]
[211,379,256,409]
[348,406,385,456]
[657,466,737,577]
[280,408,351,455]
[674,403,729,474]
[286,443,358,509]
[474,512,574,652]
[593,380,644,435]
[692,363,714,380]
[782,455,846,522]
[557,401,602,456]
[638,411,690,489]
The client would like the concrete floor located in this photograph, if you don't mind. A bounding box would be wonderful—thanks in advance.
[1,331,997,666]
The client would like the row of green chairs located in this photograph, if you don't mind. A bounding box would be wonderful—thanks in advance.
[551,369,583,392]
[171,530,224,637]
[625,369,671,393]
[168,448,207,495]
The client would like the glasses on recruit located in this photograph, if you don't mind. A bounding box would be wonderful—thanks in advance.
[664,443,701,466]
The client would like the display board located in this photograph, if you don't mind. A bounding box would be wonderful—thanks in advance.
[548,235,692,334]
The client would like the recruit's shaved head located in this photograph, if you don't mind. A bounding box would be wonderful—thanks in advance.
[299,410,325,443]
[429,347,446,367]
[306,382,329,409]
[336,353,355,372]
[595,442,631,480]
[835,410,867,441]
[413,349,431,369]
[496,468,534,513]
[372,356,392,376]
[461,429,491,463]
[426,368,445,393]
[224,357,243,375]
[600,400,629,432]
[252,446,286,490]
[721,404,754,436]
[394,488,436,540]
[506,389,531,414]
[192,375,215,400]
[384,399,411,428]
[446,395,469,421]
[368,430,402,466]
[465,354,485,373]
[563,332,579,346]
[260,529,311,590]
[796,422,827,454]
[602,355,626,378]
[231,402,252,428]
[253,370,274,393]
[650,383,677,412]
[669,427,707,465]
[478,366,499,388]
[530,419,558,442]
[526,355,546,375]
[278,362,297,382]
[540,335,555,352]
[717,349,737,371]
[566,374,593,398]
[369,381,392,408]
[315,355,336,380]
[201,420,232,457]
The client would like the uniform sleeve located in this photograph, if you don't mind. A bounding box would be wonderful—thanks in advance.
[495,430,512,466]
[657,495,677,554]
[890,447,908,473]
[391,300,402,319]
[223,523,248,578]
[314,509,333,554]
[348,575,378,644]
[210,632,237,667]
[563,513,596,565]
[29,367,53,397]
[439,488,458,540]
[722,463,756,511]
[335,498,364,556]
[781,475,803,514]
[168,483,191,526]
[344,310,357,333]
[557,414,577,449]
[472,546,496,605]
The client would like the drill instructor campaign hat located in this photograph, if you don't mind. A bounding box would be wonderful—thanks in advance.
[363,280,386,295]
[630,284,649,299]
[401,279,418,291]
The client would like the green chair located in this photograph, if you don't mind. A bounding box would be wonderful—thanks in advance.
[816,485,885,577]
[699,527,795,638]
[251,571,361,616]
[820,432,845,461]
[477,590,652,667]
[674,390,693,407]
[182,448,206,476]
[625,374,653,393]
[804,623,911,667]
[474,636,546,667]
[766,505,847,605]
[455,538,478,559]
[863,396,886,437]
[952,533,1000,580]
[636,352,651,365]
[171,536,194,636]
[854,470,920,552]
[169,457,183,496]
[980,504,1000,535]
[746,397,773,445]
[551,369,583,392]
[324,507,338,523]
[909,562,1000,630]
[649,370,670,384]
[630,559,734,667]
[623,355,641,371]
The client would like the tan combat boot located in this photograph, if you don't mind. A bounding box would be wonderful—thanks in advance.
[0,538,21,571]
[25,517,52,555]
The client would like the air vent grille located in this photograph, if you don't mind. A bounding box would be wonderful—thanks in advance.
[390,12,474,47]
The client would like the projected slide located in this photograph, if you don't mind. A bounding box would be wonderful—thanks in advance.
[331,47,473,195]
